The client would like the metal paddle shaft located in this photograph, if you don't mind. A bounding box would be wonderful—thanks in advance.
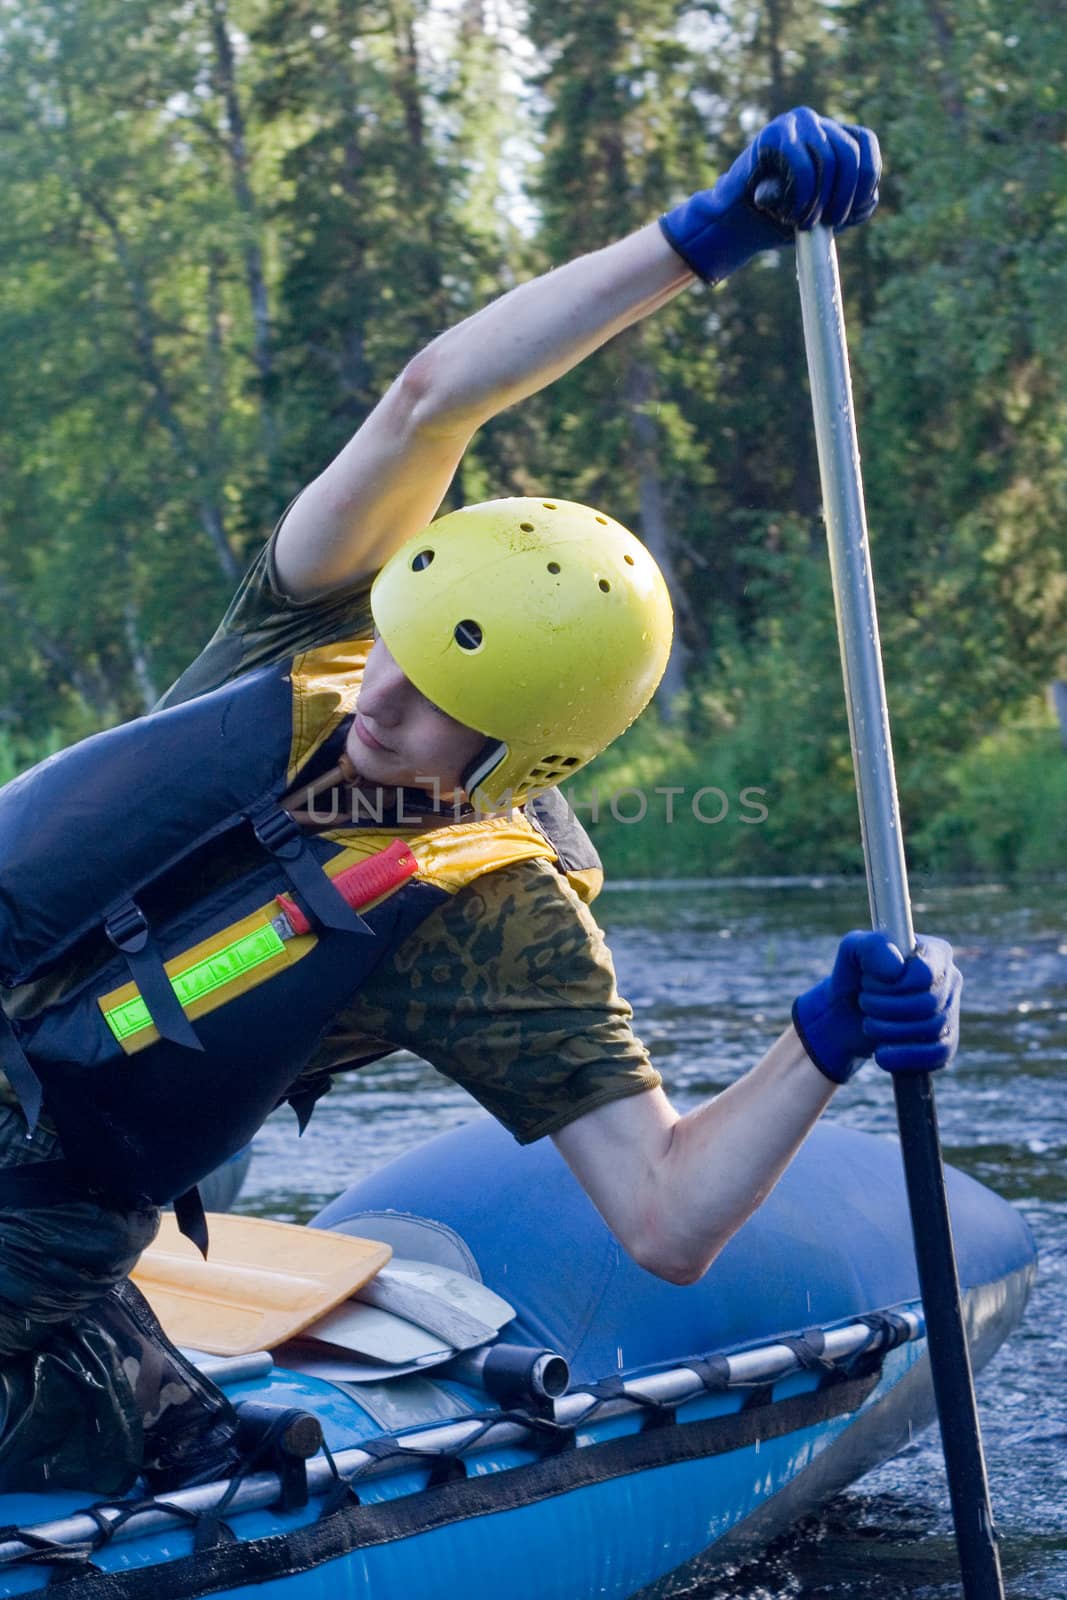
[793,223,1005,1599]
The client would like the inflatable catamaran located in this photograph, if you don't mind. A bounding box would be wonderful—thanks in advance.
[0,1117,1034,1599]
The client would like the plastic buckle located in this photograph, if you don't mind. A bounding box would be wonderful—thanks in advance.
[250,805,302,861]
[105,902,150,955]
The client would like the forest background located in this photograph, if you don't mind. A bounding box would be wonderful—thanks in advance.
[0,0,1064,879]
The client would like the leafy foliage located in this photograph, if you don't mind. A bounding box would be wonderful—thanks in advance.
[0,0,1063,871]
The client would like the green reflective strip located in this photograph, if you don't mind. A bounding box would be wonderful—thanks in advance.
[103,923,287,1044]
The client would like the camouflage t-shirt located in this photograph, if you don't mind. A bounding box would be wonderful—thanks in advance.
[157,529,661,1144]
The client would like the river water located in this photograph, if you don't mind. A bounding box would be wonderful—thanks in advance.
[238,876,1067,1600]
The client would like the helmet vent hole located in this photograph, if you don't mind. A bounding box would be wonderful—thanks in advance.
[411,549,435,571]
[595,515,608,525]
[520,522,535,532]
[454,619,483,651]
[547,561,561,574]
[561,756,579,767]
[598,579,611,593]
[623,553,635,566]
[542,501,557,510]
[543,755,561,763]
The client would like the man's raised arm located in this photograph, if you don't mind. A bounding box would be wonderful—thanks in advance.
[273,225,692,601]
[273,108,880,601]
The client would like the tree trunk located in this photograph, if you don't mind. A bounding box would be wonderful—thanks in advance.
[0,575,113,721]
[207,0,279,466]
[761,0,788,114]
[924,1,967,130]
[84,189,240,582]
[55,74,240,584]
[388,0,451,332]
[206,251,227,479]
[624,352,690,717]
[1051,681,1067,753]
[123,599,159,711]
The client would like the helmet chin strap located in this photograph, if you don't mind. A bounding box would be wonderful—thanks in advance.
[461,738,509,809]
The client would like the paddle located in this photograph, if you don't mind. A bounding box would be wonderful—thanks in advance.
[131,1214,392,1356]
[784,210,1005,1598]
[294,1299,454,1366]
[274,1258,516,1382]
[355,1259,513,1348]
[273,1346,454,1383]
[134,1215,516,1365]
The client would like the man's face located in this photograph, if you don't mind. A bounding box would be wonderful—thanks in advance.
[348,636,488,800]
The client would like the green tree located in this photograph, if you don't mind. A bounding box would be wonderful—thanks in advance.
[846,0,1067,759]
[522,0,735,706]
[251,0,522,508]
[0,0,277,731]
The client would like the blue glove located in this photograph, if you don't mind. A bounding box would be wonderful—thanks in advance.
[660,107,881,284]
[792,931,962,1085]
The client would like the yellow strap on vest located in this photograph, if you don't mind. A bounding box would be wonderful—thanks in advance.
[287,638,370,786]
[96,819,557,1056]
[319,816,558,894]
[565,865,604,904]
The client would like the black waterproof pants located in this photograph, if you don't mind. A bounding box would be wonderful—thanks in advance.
[0,1106,237,1494]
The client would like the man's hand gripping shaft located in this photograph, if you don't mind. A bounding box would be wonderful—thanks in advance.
[660,106,882,284]
[793,932,963,1085]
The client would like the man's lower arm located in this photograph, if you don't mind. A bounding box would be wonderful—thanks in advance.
[643,1027,836,1284]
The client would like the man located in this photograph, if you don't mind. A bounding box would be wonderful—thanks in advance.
[0,107,960,1494]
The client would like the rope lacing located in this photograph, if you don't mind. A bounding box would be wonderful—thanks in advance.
[1,1311,908,1570]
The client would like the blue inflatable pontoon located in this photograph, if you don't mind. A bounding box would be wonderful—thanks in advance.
[0,1119,1035,1598]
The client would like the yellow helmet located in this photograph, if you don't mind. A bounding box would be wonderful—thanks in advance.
[370,497,673,809]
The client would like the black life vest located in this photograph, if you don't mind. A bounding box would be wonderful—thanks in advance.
[0,646,599,1227]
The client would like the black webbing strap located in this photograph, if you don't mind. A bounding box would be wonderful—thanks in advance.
[741,1383,775,1412]
[105,901,203,1052]
[249,802,370,936]
[859,1310,914,1352]
[0,1007,44,1133]
[681,1353,731,1392]
[577,1376,677,1431]
[778,1328,836,1373]
[173,1187,209,1257]
[581,1376,629,1402]
[318,1438,361,1516]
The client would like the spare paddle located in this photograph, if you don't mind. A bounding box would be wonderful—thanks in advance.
[269,1257,516,1383]
[354,1259,514,1348]
[131,1214,391,1356]
[786,211,1005,1599]
[273,1344,455,1384]
[299,1298,454,1366]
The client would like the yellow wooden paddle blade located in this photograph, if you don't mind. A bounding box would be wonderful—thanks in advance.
[131,1214,392,1356]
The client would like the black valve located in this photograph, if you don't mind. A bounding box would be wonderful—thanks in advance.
[234,1401,324,1510]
